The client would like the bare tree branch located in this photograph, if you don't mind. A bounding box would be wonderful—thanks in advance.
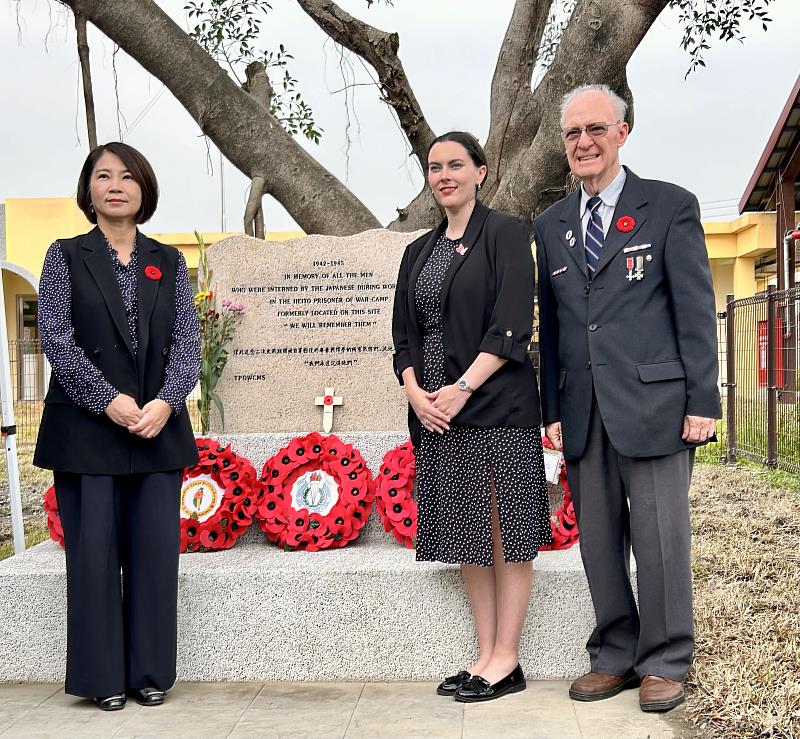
[484,0,554,187]
[74,10,97,149]
[244,60,273,111]
[241,61,271,238]
[244,175,266,238]
[295,0,435,170]
[56,0,380,236]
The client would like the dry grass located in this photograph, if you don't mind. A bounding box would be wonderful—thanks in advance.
[0,443,53,560]
[688,464,800,738]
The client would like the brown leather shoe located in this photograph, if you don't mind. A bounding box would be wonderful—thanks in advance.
[569,669,640,702]
[639,675,685,712]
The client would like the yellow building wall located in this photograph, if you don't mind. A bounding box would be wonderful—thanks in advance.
[3,198,302,277]
[1,197,791,314]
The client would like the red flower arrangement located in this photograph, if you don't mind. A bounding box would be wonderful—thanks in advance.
[180,437,259,552]
[540,435,579,551]
[43,485,64,548]
[616,215,636,233]
[254,432,374,551]
[144,265,162,280]
[375,440,417,548]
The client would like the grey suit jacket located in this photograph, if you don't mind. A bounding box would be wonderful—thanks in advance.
[533,167,722,460]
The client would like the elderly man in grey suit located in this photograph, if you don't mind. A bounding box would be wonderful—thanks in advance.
[533,84,721,713]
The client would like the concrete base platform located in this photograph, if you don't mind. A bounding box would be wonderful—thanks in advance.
[0,433,616,682]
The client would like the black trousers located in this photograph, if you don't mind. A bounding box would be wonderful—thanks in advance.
[54,470,182,698]
[565,396,695,681]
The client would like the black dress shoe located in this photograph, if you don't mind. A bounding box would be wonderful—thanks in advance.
[436,670,472,696]
[92,693,126,711]
[130,688,166,706]
[455,664,526,703]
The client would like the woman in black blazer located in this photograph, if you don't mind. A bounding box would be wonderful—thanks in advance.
[34,143,200,710]
[392,132,551,703]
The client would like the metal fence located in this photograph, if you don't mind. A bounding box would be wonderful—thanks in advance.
[5,340,47,447]
[4,340,202,445]
[723,287,800,473]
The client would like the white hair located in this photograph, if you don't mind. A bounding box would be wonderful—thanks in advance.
[559,84,628,128]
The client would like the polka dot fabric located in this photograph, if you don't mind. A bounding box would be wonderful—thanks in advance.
[38,235,200,416]
[413,234,552,566]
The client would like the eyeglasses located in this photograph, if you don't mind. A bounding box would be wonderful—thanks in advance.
[560,122,622,143]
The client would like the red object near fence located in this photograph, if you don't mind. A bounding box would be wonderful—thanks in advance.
[757,317,784,388]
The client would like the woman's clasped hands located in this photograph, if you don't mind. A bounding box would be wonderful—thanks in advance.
[408,383,471,434]
[105,394,173,439]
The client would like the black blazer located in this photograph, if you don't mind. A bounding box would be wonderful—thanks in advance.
[534,168,721,460]
[34,227,199,475]
[392,201,541,446]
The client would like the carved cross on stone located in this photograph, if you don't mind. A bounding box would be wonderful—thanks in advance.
[315,387,343,433]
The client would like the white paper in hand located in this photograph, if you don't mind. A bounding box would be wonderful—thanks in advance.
[542,446,563,485]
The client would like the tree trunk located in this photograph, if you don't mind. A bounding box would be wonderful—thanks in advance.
[57,0,670,234]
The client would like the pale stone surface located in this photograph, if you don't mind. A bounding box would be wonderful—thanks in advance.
[0,432,607,684]
[208,230,426,434]
[0,532,598,683]
[0,682,691,738]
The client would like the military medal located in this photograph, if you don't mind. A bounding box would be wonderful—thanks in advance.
[626,256,644,282]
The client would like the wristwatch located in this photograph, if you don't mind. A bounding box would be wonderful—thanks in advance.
[456,377,475,394]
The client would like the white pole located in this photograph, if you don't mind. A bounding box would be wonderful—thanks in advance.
[0,270,25,554]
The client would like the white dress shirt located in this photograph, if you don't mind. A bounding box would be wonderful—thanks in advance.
[580,166,627,240]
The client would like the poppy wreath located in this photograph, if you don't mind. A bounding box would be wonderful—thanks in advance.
[40,438,258,553]
[180,437,259,552]
[375,440,417,549]
[254,432,374,551]
[43,485,64,548]
[540,435,579,551]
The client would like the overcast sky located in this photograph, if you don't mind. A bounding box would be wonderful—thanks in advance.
[1,0,798,235]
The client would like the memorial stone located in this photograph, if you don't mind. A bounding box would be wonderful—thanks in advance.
[208,230,426,433]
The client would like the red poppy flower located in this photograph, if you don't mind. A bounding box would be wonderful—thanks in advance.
[395,515,416,539]
[199,523,225,548]
[144,265,162,280]
[326,515,354,541]
[616,215,636,233]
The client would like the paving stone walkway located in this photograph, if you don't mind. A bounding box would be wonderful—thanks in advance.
[0,681,691,738]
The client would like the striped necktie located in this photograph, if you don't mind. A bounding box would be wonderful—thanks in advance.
[585,196,604,274]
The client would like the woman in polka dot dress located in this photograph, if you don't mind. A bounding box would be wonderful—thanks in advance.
[34,143,200,711]
[392,132,551,703]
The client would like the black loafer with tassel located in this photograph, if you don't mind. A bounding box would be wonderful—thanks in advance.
[436,670,472,696]
[455,664,526,703]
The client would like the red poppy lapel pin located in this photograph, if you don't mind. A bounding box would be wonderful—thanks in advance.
[616,215,636,233]
[144,265,162,280]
